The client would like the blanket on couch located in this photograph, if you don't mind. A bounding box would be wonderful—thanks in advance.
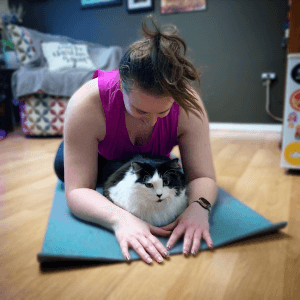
[8,25,124,99]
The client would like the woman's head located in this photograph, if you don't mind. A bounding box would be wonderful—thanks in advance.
[119,14,204,122]
[121,80,174,127]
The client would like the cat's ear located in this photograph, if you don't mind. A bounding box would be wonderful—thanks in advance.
[131,162,143,173]
[168,158,181,170]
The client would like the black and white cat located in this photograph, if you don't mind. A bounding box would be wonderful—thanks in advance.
[102,153,188,227]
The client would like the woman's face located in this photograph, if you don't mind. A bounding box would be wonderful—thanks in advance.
[120,81,174,127]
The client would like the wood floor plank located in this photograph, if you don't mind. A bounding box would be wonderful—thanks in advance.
[1,126,298,300]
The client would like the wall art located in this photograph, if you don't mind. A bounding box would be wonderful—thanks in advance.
[161,0,206,15]
[126,0,154,14]
[81,0,122,10]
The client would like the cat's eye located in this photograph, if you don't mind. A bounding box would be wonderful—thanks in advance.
[164,180,169,186]
[145,183,153,188]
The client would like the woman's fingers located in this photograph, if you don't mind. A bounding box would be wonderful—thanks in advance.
[122,235,169,265]
[115,213,171,265]
[136,235,164,264]
[147,234,170,259]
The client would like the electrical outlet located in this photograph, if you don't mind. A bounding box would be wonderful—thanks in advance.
[261,73,276,80]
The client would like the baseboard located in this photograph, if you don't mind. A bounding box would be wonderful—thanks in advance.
[209,123,282,140]
[209,123,282,132]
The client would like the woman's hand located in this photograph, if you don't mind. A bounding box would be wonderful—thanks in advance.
[160,202,214,256]
[113,211,172,265]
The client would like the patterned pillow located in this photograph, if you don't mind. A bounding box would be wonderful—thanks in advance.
[6,24,37,65]
[41,42,96,71]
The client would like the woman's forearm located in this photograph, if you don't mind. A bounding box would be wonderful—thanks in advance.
[66,188,128,232]
[186,177,218,207]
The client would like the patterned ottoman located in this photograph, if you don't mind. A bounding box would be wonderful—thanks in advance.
[18,89,69,138]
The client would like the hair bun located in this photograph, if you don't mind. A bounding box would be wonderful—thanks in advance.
[119,14,204,121]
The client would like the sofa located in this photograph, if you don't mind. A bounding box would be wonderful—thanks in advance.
[6,25,124,137]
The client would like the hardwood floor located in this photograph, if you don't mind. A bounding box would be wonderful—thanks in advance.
[1,126,299,300]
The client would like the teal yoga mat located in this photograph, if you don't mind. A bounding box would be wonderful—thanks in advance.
[37,157,287,263]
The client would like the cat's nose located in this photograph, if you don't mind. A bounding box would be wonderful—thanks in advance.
[157,194,162,198]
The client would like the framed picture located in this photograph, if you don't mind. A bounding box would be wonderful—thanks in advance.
[126,0,154,14]
[81,0,122,10]
[161,0,207,15]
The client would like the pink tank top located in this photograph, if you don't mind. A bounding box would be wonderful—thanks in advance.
[92,69,179,161]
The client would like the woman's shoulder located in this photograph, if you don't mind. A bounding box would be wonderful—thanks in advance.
[68,78,106,142]
[177,105,186,139]
[177,87,207,139]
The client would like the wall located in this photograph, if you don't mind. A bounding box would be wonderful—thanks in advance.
[0,0,9,13]
[15,0,288,124]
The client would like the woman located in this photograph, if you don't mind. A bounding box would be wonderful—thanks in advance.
[54,15,218,265]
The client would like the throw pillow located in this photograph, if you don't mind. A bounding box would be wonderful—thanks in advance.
[41,42,96,71]
[6,24,37,65]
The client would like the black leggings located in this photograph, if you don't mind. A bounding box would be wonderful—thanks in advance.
[54,140,109,186]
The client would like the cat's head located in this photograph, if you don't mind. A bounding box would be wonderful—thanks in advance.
[130,158,186,203]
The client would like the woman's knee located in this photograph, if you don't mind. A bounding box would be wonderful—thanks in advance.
[53,141,107,185]
[54,140,65,182]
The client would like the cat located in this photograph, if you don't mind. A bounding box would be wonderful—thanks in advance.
[101,153,188,227]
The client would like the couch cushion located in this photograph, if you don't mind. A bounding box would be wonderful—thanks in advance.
[41,42,96,71]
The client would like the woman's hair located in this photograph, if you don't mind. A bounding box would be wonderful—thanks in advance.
[119,14,204,121]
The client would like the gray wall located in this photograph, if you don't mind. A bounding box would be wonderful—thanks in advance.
[17,0,288,124]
